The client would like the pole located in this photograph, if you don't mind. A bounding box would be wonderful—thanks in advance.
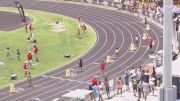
[163,0,173,89]
[159,0,176,101]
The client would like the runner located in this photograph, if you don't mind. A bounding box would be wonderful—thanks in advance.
[89,84,96,101]
[27,51,33,68]
[79,58,83,71]
[100,60,106,76]
[135,35,139,45]
[115,48,119,57]
[33,45,39,63]
[148,37,153,53]
[23,61,28,77]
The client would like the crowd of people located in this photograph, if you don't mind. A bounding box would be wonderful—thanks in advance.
[87,65,162,101]
[5,23,39,87]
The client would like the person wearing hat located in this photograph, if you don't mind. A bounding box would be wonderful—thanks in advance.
[27,51,33,68]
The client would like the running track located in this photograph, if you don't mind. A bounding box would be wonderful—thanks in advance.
[0,0,163,101]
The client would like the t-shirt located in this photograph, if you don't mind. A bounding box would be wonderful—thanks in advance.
[34,47,38,54]
[100,62,105,70]
[24,63,27,71]
[92,78,98,86]
[27,53,32,60]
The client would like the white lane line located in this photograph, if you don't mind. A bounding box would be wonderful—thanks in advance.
[7,18,112,101]
[40,5,163,100]
[0,4,162,101]
[18,14,119,101]
[0,7,102,97]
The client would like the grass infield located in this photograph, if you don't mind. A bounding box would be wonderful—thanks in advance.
[0,7,96,88]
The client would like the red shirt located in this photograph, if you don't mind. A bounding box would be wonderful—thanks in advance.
[91,78,98,86]
[100,62,106,70]
[27,53,32,60]
[34,47,38,54]
[24,63,27,71]
[148,37,152,45]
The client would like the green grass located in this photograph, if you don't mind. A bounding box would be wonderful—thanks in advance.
[0,7,96,88]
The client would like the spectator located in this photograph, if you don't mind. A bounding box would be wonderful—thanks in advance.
[137,81,144,100]
[89,84,96,101]
[143,81,149,101]
[92,84,100,101]
[124,71,130,91]
[132,76,138,96]
[104,77,110,98]
[149,76,155,95]
[92,76,98,86]
[117,77,123,95]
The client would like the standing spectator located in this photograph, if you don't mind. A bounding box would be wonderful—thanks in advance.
[149,76,155,95]
[92,84,100,101]
[115,48,119,57]
[132,76,138,96]
[124,71,130,91]
[6,47,10,58]
[17,49,21,61]
[117,77,123,95]
[27,51,33,68]
[92,76,98,86]
[137,81,144,100]
[23,61,28,77]
[98,81,104,101]
[33,45,39,63]
[104,77,110,98]
[143,81,149,101]
[100,60,106,76]
[79,58,83,71]
[89,84,96,101]
[27,72,33,87]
